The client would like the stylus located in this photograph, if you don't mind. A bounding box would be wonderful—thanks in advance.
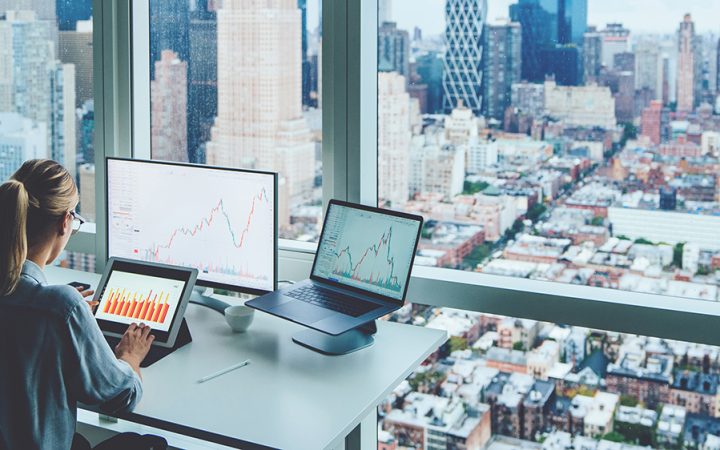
[197,360,251,384]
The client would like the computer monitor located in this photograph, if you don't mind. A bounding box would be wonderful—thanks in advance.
[106,158,278,295]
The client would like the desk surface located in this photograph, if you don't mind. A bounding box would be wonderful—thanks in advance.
[47,266,446,450]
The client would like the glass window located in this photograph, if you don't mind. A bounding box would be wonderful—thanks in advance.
[377,0,720,303]
[378,1,720,448]
[0,0,95,220]
[148,0,323,242]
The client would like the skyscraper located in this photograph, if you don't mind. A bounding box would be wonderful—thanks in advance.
[149,0,189,80]
[378,72,411,207]
[59,19,93,107]
[510,0,555,83]
[483,20,521,121]
[151,50,188,162]
[1,11,75,175]
[641,100,663,146]
[379,0,393,25]
[676,14,696,112]
[188,8,217,163]
[0,0,55,21]
[415,52,444,114]
[511,0,586,85]
[443,0,487,115]
[600,23,630,69]
[378,21,410,79]
[716,37,720,96]
[634,39,663,100]
[583,28,602,84]
[56,0,91,31]
[0,112,47,180]
[206,0,315,202]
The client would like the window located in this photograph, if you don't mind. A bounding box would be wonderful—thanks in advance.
[0,0,95,221]
[377,2,719,303]
[147,0,323,242]
[377,1,720,448]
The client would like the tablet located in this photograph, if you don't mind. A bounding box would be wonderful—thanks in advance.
[93,257,198,348]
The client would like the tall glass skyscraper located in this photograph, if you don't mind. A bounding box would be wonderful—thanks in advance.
[442,0,487,116]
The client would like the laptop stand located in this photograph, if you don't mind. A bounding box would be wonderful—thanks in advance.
[292,320,377,355]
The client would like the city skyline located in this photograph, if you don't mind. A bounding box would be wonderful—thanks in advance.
[391,0,719,36]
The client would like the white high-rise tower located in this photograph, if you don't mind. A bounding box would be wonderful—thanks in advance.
[206,0,314,201]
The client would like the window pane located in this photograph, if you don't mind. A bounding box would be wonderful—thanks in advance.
[0,0,95,220]
[377,1,719,302]
[381,305,720,449]
[378,1,720,448]
[149,0,323,242]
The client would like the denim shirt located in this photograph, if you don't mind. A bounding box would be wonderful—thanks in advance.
[0,261,143,450]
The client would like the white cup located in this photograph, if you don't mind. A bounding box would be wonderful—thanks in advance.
[224,305,255,333]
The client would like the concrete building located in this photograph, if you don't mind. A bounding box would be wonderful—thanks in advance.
[0,112,47,180]
[78,163,95,221]
[378,21,410,79]
[510,82,545,119]
[640,100,664,146]
[206,0,315,205]
[59,19,93,107]
[382,393,492,450]
[677,14,698,112]
[701,131,720,157]
[583,29,603,84]
[443,0,488,115]
[608,207,720,251]
[379,72,412,207]
[151,50,188,162]
[544,81,616,129]
[670,371,720,418]
[634,39,663,100]
[600,23,630,70]
[657,405,687,447]
[483,20,521,121]
[467,140,498,174]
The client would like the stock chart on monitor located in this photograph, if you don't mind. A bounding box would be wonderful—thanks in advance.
[312,204,421,300]
[107,160,275,292]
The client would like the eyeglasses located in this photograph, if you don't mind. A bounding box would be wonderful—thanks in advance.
[69,211,86,235]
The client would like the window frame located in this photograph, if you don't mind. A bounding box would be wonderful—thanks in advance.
[70,0,720,348]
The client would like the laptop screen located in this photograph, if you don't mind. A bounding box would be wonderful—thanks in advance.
[312,202,423,301]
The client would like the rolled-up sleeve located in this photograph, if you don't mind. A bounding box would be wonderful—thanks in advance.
[66,302,143,415]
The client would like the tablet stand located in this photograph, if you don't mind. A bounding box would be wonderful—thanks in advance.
[292,320,377,355]
[139,319,193,367]
[106,319,193,368]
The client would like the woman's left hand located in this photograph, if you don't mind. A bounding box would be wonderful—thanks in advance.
[75,286,98,311]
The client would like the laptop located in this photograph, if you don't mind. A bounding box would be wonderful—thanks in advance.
[246,200,424,336]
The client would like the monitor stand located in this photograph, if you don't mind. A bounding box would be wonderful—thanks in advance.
[292,321,377,355]
[189,286,230,314]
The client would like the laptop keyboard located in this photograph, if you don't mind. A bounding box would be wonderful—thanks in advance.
[286,286,380,317]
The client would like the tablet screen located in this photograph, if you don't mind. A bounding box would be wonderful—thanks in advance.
[95,270,185,333]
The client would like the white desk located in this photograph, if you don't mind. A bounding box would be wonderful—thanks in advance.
[47,266,446,450]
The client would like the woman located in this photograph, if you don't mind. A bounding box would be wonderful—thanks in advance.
[0,160,157,450]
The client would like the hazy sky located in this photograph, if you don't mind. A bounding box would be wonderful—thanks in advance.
[386,0,718,36]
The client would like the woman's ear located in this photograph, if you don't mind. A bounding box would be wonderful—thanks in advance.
[58,212,71,236]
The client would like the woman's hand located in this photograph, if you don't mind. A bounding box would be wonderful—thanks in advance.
[74,285,98,311]
[115,323,155,378]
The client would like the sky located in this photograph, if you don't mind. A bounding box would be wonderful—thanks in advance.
[388,0,718,36]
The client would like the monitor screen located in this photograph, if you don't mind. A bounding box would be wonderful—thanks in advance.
[107,158,277,294]
[312,202,422,301]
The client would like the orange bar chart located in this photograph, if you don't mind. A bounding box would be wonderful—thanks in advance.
[101,288,171,324]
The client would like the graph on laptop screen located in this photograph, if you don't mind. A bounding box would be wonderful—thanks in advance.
[107,159,276,293]
[312,204,421,300]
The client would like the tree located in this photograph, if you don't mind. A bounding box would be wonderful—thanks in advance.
[673,242,686,268]
[620,123,638,147]
[620,394,639,407]
[463,181,489,195]
[634,238,654,245]
[591,216,604,226]
[603,431,626,443]
[526,204,547,223]
[513,342,525,351]
[449,336,468,353]
[462,244,492,270]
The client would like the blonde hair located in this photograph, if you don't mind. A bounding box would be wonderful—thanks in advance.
[0,160,78,296]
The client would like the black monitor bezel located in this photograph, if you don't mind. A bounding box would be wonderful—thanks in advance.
[309,199,424,306]
[105,157,278,296]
